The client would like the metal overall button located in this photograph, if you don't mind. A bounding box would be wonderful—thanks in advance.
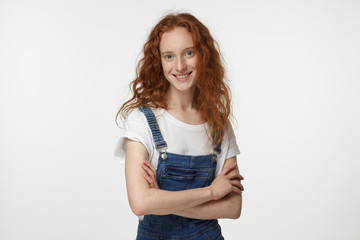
[212,150,220,162]
[161,152,168,160]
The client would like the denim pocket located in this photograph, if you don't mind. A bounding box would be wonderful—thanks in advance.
[163,167,211,180]
[159,166,213,191]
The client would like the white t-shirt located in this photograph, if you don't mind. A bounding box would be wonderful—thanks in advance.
[114,108,240,176]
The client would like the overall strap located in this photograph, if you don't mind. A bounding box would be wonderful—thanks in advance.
[211,133,222,162]
[211,140,222,162]
[139,106,167,150]
[214,142,222,154]
[213,129,223,154]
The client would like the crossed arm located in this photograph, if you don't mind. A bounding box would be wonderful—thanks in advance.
[125,139,244,219]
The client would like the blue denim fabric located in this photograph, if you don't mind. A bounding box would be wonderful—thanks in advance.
[136,106,224,240]
[139,105,167,149]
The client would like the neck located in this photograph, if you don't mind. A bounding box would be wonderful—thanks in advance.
[166,87,196,111]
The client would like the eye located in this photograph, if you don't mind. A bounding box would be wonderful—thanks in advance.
[185,50,194,56]
[164,54,173,60]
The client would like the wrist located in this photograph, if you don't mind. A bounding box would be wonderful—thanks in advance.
[205,186,216,201]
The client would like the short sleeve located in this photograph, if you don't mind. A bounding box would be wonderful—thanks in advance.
[114,109,154,164]
[214,123,240,176]
[225,124,240,160]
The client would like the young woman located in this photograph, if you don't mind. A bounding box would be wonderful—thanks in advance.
[115,12,244,240]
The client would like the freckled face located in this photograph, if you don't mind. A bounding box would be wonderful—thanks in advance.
[159,27,198,94]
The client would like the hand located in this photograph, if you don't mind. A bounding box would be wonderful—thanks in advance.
[142,160,159,189]
[238,174,245,192]
[208,162,244,200]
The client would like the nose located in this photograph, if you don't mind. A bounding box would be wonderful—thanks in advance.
[175,57,186,72]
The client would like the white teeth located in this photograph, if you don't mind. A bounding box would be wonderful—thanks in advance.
[176,73,189,79]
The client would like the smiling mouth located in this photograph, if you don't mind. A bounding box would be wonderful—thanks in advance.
[173,72,192,80]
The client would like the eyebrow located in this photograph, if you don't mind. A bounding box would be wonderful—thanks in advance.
[160,47,195,55]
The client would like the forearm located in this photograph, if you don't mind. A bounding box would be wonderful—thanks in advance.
[172,157,244,220]
[126,140,217,216]
[125,141,243,217]
[130,185,214,216]
[173,192,242,220]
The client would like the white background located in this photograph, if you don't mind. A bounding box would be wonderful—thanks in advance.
[1,0,359,239]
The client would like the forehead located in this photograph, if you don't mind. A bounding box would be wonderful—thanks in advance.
[159,27,194,53]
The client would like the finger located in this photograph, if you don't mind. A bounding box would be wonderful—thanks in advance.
[232,186,242,194]
[226,171,243,180]
[143,161,155,173]
[237,182,244,191]
[143,173,157,188]
[239,182,244,191]
[230,180,244,191]
[142,163,156,178]
[142,164,158,187]
[143,173,153,184]
[145,161,157,175]
[230,179,244,191]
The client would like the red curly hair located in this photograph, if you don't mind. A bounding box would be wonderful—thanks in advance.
[116,12,232,147]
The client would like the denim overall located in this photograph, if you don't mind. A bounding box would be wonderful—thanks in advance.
[137,106,224,240]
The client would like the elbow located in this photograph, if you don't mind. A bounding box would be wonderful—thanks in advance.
[230,204,242,219]
[129,198,149,217]
[229,194,242,219]
[128,188,158,216]
[132,207,146,217]
[231,206,242,219]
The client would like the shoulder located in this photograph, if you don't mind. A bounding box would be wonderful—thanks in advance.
[122,108,151,139]
[115,108,156,164]
[124,107,169,135]
[125,108,146,123]
[126,107,165,122]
